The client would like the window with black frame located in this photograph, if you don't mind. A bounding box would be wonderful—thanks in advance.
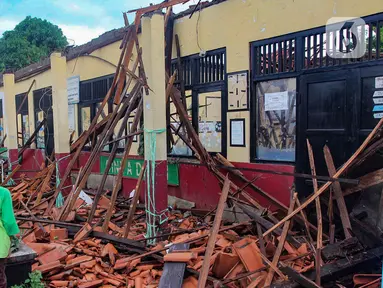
[168,48,226,156]
[255,78,296,162]
[78,75,115,151]
[15,93,29,147]
[33,87,54,155]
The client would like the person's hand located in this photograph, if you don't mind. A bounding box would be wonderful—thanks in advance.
[10,235,20,253]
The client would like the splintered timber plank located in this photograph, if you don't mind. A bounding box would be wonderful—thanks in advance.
[123,162,147,238]
[197,176,231,288]
[60,86,142,221]
[296,198,314,244]
[306,140,323,249]
[215,153,325,239]
[234,202,299,246]
[262,117,383,239]
[1,164,21,186]
[264,193,297,287]
[58,95,129,220]
[175,34,187,111]
[323,145,352,239]
[102,98,143,232]
[279,264,321,288]
[71,114,112,152]
[307,139,322,286]
[87,78,141,223]
[169,86,210,163]
[47,28,132,215]
[344,168,383,196]
[36,164,55,204]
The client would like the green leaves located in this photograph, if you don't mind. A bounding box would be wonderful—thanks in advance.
[11,271,44,288]
[0,16,68,72]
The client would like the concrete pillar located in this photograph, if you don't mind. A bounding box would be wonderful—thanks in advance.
[50,53,71,181]
[3,74,17,150]
[142,13,168,217]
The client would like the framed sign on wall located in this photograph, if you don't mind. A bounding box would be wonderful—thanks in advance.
[227,71,249,111]
[230,118,245,147]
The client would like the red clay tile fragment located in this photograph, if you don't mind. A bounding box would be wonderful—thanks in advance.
[38,248,67,265]
[135,277,143,288]
[50,280,69,287]
[212,252,240,278]
[33,260,64,274]
[78,279,103,288]
[233,237,265,272]
[50,228,68,241]
[73,223,92,243]
[164,252,197,262]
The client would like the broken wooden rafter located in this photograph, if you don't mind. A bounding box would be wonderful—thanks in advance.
[102,97,144,232]
[262,117,383,239]
[46,26,133,215]
[306,139,322,286]
[198,175,231,288]
[123,162,147,238]
[264,193,297,287]
[323,145,352,239]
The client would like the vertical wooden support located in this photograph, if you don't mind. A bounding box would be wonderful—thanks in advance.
[323,145,352,239]
[264,193,297,287]
[307,139,322,286]
[197,176,231,288]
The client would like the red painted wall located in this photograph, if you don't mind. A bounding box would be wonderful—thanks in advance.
[9,148,46,180]
[7,149,294,210]
[74,151,294,210]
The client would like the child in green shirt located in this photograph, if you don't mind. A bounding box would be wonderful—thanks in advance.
[0,187,20,288]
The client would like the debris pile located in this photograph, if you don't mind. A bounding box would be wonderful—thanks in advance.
[4,0,383,287]
[16,197,318,288]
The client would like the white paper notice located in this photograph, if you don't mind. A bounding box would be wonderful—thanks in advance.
[376,77,383,89]
[231,120,244,146]
[79,190,93,205]
[68,104,75,133]
[67,76,80,104]
[374,113,383,119]
[373,91,383,97]
[265,91,289,111]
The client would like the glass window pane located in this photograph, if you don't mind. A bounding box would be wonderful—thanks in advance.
[81,106,91,132]
[23,115,29,145]
[169,90,193,156]
[198,91,222,153]
[36,111,45,149]
[96,102,108,123]
[256,78,296,162]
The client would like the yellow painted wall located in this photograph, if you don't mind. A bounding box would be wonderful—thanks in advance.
[0,38,141,155]
[172,0,383,162]
[2,0,383,161]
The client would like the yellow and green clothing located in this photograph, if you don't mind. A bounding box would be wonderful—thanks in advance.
[0,187,19,258]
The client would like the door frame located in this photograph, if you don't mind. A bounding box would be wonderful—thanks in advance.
[296,68,360,194]
[192,82,227,157]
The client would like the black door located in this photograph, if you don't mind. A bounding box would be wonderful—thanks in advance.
[296,69,359,195]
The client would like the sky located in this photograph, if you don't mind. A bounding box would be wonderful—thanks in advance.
[0,0,199,46]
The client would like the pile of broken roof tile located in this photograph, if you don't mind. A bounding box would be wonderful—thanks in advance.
[16,197,316,288]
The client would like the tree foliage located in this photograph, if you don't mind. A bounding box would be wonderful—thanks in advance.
[0,16,68,72]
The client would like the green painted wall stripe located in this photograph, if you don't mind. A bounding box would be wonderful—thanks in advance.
[99,156,179,186]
